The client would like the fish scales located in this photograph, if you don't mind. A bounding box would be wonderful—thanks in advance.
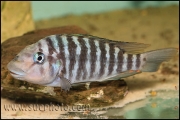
[67,35,77,80]
[47,35,124,82]
[108,43,115,75]
[88,37,97,79]
[94,40,101,79]
[76,36,88,81]
[71,36,82,82]
[7,34,177,91]
[55,35,137,82]
[45,37,57,76]
[136,54,141,69]
[99,40,107,78]
[83,37,91,80]
[131,54,137,70]
[127,54,133,70]
[37,39,50,76]
[111,47,120,74]
[103,43,110,78]
[116,49,124,72]
[56,35,66,74]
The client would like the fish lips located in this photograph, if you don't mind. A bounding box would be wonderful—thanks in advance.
[7,62,26,80]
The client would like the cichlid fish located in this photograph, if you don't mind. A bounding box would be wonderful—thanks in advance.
[7,34,177,91]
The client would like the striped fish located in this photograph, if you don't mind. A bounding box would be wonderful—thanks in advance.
[7,34,177,91]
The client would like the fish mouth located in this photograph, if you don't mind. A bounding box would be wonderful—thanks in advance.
[10,71,20,75]
[9,69,25,75]
[9,71,25,80]
[7,62,26,80]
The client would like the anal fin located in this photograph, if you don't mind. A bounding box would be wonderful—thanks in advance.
[106,70,141,80]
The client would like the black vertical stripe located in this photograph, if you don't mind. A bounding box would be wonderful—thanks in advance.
[38,42,43,52]
[76,37,88,80]
[67,35,77,79]
[116,50,124,72]
[45,37,56,76]
[136,54,141,69]
[108,44,115,75]
[48,56,55,76]
[99,41,106,77]
[56,35,66,75]
[35,42,46,77]
[89,38,96,79]
[127,54,133,70]
[45,37,55,55]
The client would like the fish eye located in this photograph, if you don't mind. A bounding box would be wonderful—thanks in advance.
[33,52,45,64]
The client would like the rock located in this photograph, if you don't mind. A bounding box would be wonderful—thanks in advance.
[1,26,128,107]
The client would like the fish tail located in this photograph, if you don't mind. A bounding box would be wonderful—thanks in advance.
[140,48,178,72]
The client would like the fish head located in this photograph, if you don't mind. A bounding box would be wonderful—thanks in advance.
[7,41,62,85]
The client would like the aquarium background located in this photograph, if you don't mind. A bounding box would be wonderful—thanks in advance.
[1,1,179,119]
[31,1,179,21]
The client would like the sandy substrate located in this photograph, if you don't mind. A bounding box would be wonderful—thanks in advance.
[1,5,179,119]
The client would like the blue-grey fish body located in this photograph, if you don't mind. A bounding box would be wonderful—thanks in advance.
[7,34,177,91]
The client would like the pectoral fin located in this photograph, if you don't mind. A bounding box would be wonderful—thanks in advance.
[42,76,71,91]
[60,76,72,91]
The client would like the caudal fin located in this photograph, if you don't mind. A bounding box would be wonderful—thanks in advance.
[141,48,178,72]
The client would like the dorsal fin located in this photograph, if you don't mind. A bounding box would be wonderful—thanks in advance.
[116,42,150,54]
[67,34,150,54]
